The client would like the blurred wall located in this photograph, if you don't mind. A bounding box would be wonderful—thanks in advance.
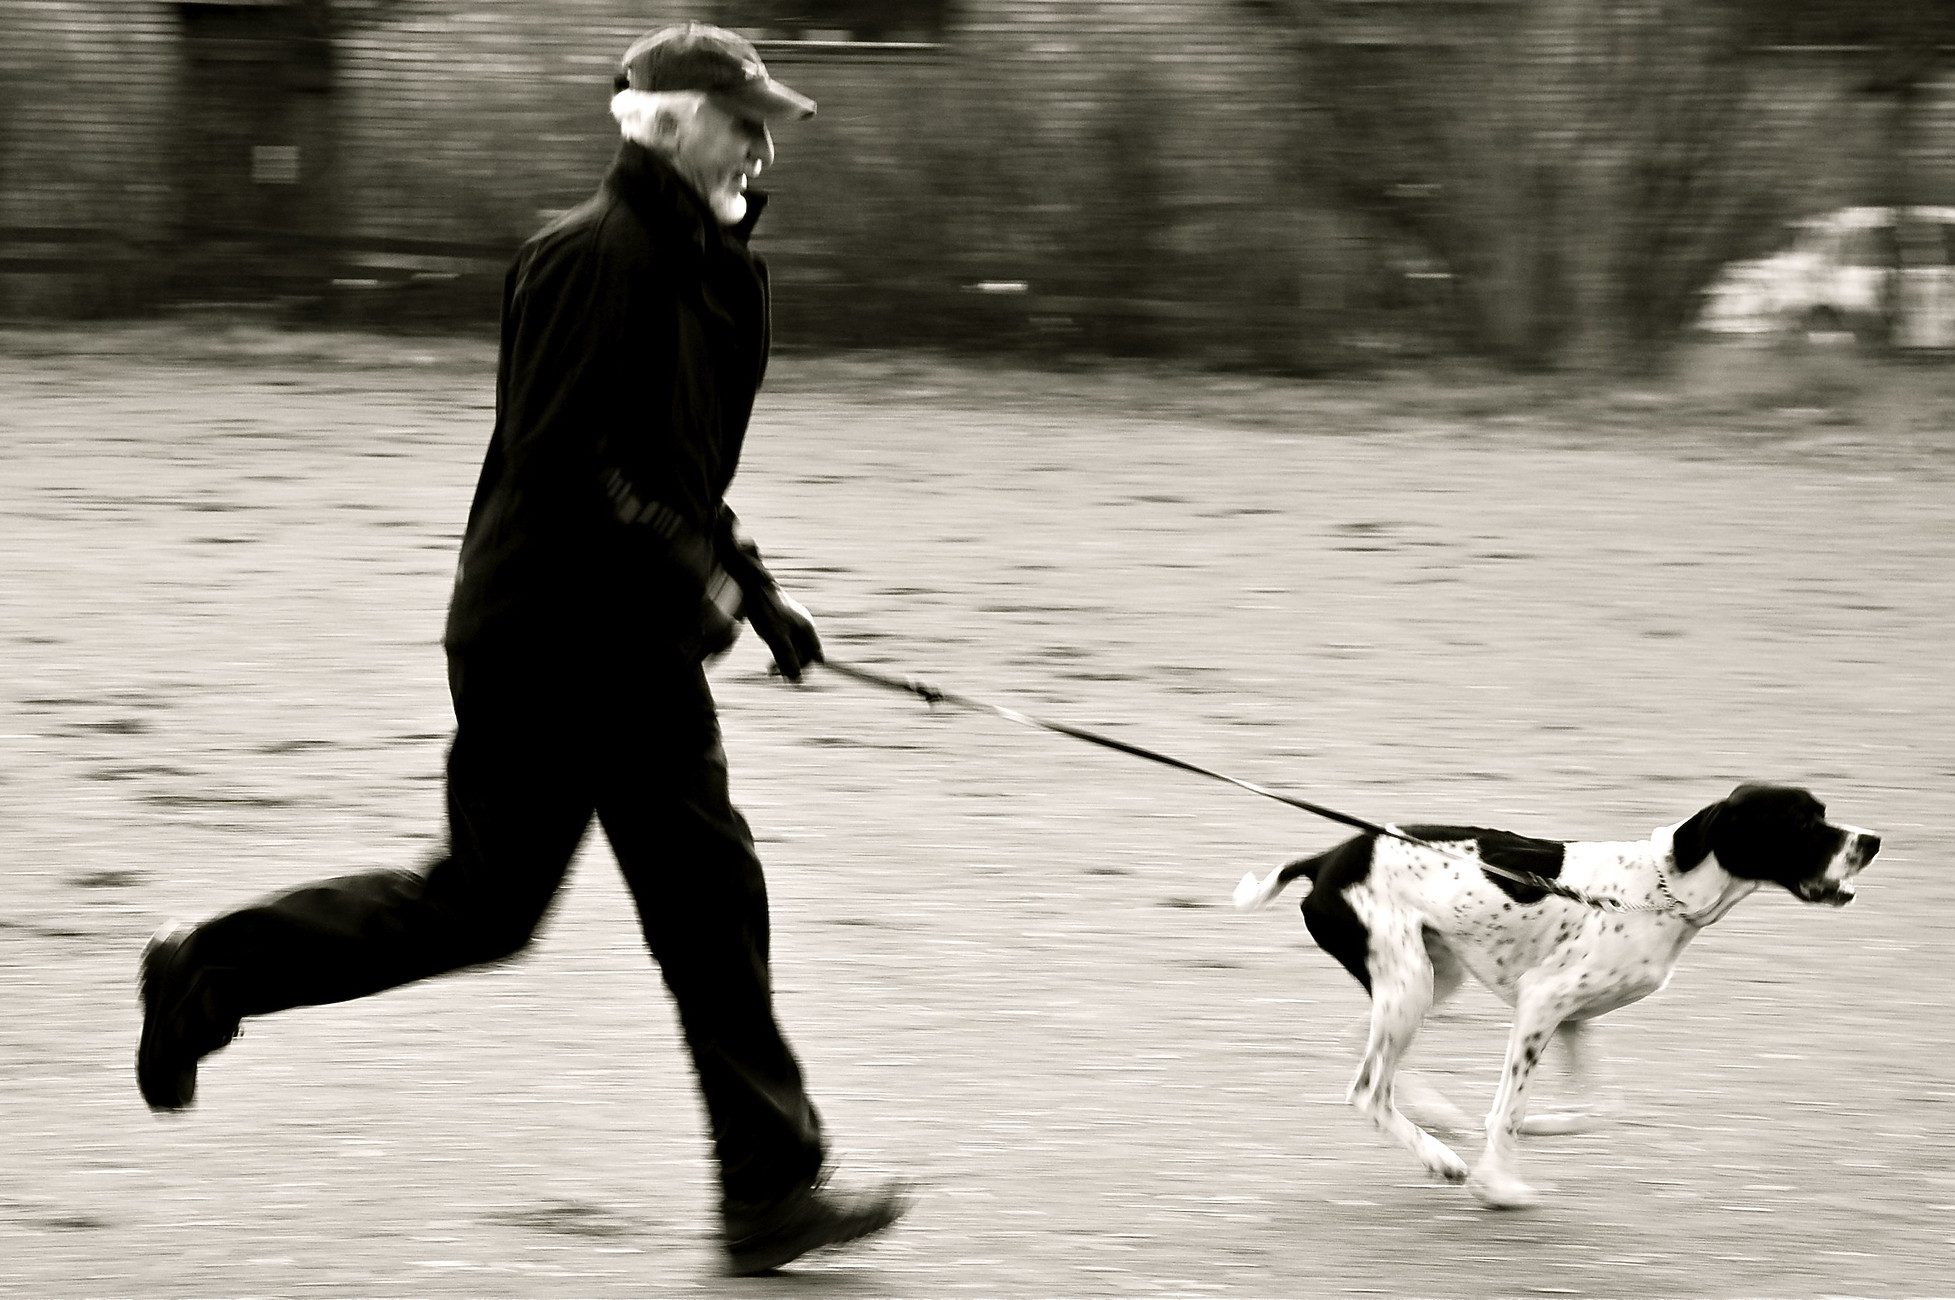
[311,0,1330,363]
[0,1,179,315]
[0,0,1334,365]
[2,1,1951,368]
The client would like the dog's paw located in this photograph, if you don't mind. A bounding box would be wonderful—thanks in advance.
[1415,1135,1470,1185]
[1467,1166,1539,1210]
[1520,1106,1610,1137]
[1399,1077,1474,1139]
[1233,872,1268,909]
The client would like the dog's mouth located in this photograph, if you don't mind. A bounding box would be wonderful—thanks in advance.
[1797,880,1856,906]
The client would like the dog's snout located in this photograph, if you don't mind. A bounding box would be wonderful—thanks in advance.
[1845,830,1882,868]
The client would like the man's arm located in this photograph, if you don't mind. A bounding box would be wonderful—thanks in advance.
[577,238,740,648]
[714,505,823,681]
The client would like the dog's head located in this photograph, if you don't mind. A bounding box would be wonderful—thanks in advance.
[1671,783,1880,905]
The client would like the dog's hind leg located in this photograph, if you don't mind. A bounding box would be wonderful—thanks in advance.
[1396,935,1474,1138]
[1339,1014,1463,1138]
[1348,924,1470,1186]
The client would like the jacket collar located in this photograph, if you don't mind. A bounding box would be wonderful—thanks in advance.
[604,141,768,253]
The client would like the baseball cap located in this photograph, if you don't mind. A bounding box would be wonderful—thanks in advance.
[615,23,816,123]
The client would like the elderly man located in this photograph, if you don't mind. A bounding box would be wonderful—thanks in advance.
[136,23,907,1276]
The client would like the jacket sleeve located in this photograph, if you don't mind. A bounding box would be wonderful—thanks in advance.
[583,233,721,591]
[713,503,777,596]
[493,231,686,528]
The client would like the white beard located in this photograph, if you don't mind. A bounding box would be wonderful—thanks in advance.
[708,186,748,226]
[673,156,747,226]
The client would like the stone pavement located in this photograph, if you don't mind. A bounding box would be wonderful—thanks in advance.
[3,334,1951,1297]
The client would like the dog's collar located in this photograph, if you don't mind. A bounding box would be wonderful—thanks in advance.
[1652,826,1756,928]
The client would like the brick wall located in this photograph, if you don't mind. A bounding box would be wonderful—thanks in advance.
[330,1,708,248]
[1,0,1326,347]
[3,1,1951,358]
[309,0,1322,354]
[0,1,177,229]
[0,0,179,314]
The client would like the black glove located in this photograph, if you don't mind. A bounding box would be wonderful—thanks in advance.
[745,584,823,682]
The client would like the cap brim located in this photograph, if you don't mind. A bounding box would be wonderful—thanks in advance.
[718,76,816,123]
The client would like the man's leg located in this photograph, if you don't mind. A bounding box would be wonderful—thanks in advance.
[594,668,904,1272]
[595,670,824,1201]
[139,653,594,1110]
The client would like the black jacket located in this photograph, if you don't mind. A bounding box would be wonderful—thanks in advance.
[443,142,779,663]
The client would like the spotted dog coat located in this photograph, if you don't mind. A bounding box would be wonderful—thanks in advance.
[1233,783,1881,1208]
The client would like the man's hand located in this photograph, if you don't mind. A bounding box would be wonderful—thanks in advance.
[746,585,823,682]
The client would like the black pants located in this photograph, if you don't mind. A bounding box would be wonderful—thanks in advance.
[190,645,826,1207]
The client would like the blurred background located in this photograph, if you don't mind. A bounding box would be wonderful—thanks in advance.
[3,0,1954,373]
[4,5,1954,1296]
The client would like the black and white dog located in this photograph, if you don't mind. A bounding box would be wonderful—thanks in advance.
[1233,782,1880,1208]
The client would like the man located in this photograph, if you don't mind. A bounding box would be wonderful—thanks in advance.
[136,23,908,1276]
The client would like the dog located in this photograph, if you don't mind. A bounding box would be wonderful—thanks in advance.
[1232,782,1880,1209]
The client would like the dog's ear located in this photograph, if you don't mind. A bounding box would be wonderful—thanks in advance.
[1671,798,1724,872]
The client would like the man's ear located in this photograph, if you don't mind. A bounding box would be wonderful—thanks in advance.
[1671,799,1725,872]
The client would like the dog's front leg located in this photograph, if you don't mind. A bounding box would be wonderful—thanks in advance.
[1469,982,1576,1209]
[1520,1019,1617,1136]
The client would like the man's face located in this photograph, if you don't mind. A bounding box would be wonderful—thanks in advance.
[672,96,775,225]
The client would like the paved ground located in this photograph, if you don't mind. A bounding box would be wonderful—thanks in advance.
[3,331,1952,1298]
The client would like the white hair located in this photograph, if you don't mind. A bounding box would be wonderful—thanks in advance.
[610,88,706,154]
[610,87,751,225]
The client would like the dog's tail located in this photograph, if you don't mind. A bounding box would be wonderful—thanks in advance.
[1232,850,1331,910]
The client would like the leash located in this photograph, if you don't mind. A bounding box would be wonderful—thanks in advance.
[817,659,1695,920]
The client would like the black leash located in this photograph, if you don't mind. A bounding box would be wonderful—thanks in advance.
[817,658,1690,918]
[820,659,1387,836]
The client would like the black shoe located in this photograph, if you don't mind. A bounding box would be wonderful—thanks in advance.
[136,923,237,1112]
[722,1175,910,1276]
